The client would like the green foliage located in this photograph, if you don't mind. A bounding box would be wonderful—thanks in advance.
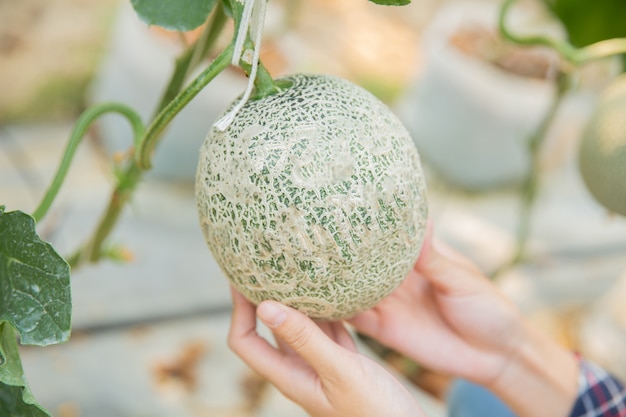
[0,208,71,347]
[545,0,626,47]
[0,323,51,417]
[369,0,411,5]
[130,0,218,31]
[0,207,71,414]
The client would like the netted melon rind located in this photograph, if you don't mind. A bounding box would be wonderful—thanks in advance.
[579,74,626,217]
[196,74,428,320]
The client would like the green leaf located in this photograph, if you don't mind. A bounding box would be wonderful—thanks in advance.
[368,0,411,5]
[0,323,51,417]
[0,209,71,347]
[546,0,626,69]
[130,0,218,31]
[546,0,626,46]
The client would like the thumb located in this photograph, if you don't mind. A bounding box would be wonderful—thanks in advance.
[257,300,346,377]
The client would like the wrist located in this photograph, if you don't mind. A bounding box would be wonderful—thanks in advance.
[487,322,579,417]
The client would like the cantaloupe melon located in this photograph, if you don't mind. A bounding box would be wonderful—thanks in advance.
[195,74,428,320]
[579,74,626,217]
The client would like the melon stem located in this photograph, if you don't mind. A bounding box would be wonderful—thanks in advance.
[253,62,281,99]
[139,44,234,169]
[152,5,228,119]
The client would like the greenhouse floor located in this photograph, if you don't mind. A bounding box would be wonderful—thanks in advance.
[2,112,626,416]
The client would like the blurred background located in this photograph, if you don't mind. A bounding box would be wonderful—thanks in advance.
[1,0,626,416]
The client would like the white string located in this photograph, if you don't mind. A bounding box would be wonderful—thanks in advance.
[231,0,255,66]
[214,0,268,132]
[249,0,264,49]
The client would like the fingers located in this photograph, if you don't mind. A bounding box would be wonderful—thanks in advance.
[228,289,323,405]
[347,308,382,339]
[319,321,357,352]
[228,288,353,402]
[274,318,357,358]
[256,301,351,376]
[228,288,283,371]
[414,223,489,296]
[434,239,483,272]
[348,266,426,338]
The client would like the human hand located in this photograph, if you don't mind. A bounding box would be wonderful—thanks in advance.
[349,224,579,417]
[228,288,427,417]
[349,225,525,386]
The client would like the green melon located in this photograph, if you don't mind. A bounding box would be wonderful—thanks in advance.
[579,74,626,217]
[195,74,428,320]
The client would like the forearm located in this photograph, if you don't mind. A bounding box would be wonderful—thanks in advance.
[487,322,579,417]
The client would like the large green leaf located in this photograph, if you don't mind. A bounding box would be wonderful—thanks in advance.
[0,323,50,417]
[545,0,626,47]
[0,208,71,346]
[369,0,411,5]
[130,0,218,31]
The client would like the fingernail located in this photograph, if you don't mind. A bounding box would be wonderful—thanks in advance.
[257,301,287,328]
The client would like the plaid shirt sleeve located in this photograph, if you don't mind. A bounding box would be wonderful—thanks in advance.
[569,358,626,417]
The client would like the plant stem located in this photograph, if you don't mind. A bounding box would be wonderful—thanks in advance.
[71,45,234,266]
[153,5,228,118]
[66,158,142,266]
[232,37,280,100]
[573,37,626,64]
[499,0,626,66]
[253,62,281,98]
[188,5,228,79]
[498,0,578,63]
[138,43,234,169]
[86,163,142,263]
[494,0,626,279]
[32,103,144,223]
[491,74,569,278]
